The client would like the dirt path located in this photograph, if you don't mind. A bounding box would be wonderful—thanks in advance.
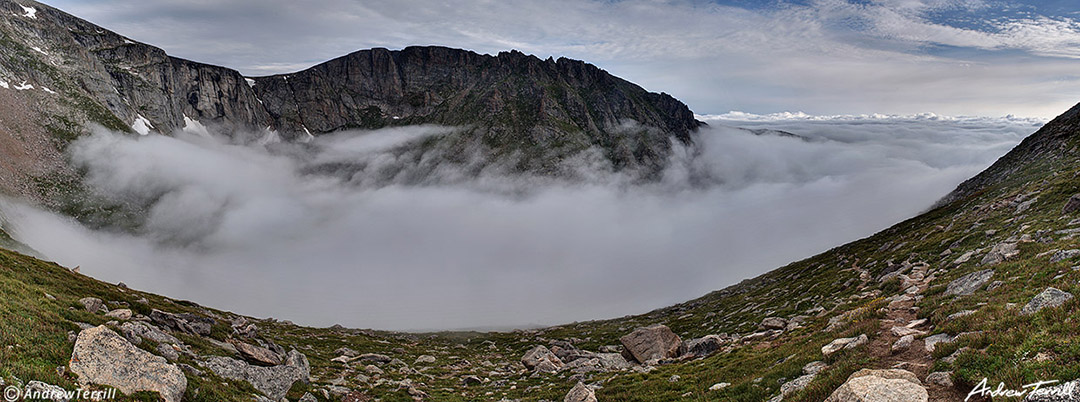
[866,264,984,402]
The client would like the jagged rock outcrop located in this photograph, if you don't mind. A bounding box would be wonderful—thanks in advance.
[252,46,703,172]
[200,349,310,401]
[0,0,702,206]
[69,326,187,402]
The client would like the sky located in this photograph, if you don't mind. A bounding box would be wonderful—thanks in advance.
[40,0,1080,118]
[0,115,1040,330]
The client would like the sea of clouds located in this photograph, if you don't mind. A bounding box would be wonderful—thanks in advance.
[0,114,1041,330]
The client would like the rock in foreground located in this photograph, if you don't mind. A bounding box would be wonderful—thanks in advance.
[69,326,186,402]
[825,369,928,402]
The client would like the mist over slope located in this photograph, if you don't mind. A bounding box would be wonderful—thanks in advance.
[0,115,1038,330]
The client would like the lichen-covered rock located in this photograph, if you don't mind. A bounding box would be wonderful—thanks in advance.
[69,326,186,402]
[1021,288,1075,315]
[230,340,281,366]
[619,324,685,363]
[825,369,927,402]
[945,269,994,296]
[200,349,310,402]
[684,335,725,358]
[522,345,564,373]
[563,382,597,402]
[822,334,868,356]
[78,297,103,313]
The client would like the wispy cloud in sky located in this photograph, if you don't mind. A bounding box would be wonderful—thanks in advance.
[39,0,1080,118]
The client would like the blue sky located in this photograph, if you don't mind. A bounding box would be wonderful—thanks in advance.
[42,0,1080,118]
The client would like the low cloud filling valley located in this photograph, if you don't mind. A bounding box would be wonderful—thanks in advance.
[0,115,1040,330]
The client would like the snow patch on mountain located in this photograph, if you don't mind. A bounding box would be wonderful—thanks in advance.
[132,114,154,135]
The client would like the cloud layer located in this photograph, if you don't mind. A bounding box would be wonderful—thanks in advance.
[0,116,1039,330]
[41,0,1080,118]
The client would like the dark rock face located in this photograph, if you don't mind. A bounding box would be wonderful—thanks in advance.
[0,0,703,195]
[252,46,702,171]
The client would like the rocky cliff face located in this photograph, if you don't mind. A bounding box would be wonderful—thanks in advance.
[252,46,702,171]
[0,0,702,204]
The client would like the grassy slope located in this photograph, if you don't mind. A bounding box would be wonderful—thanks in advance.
[2,119,1080,401]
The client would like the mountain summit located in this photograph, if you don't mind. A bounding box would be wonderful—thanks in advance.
[0,0,701,206]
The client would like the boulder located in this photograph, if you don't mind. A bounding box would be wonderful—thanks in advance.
[79,297,104,314]
[892,335,914,354]
[69,326,187,402]
[461,375,482,386]
[925,372,953,388]
[149,309,214,336]
[709,382,731,391]
[980,243,1018,265]
[414,355,436,365]
[1021,288,1075,315]
[684,335,725,358]
[595,353,634,371]
[230,340,281,366]
[119,321,180,346]
[355,353,392,364]
[1049,249,1080,263]
[1063,194,1080,214]
[890,326,925,337]
[803,361,828,375]
[760,317,788,330]
[619,324,685,363]
[923,333,955,353]
[946,310,976,320]
[1024,379,1080,401]
[825,369,928,402]
[200,349,310,402]
[822,334,868,356]
[522,345,564,372]
[104,309,133,320]
[945,269,994,296]
[334,347,359,357]
[775,374,816,401]
[564,382,597,402]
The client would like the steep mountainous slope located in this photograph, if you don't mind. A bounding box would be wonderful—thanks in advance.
[2,1,1080,402]
[5,102,1080,402]
[0,0,700,208]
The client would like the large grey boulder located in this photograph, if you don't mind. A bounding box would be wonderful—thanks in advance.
[619,324,685,363]
[825,369,928,402]
[69,326,187,402]
[945,269,995,296]
[564,382,597,402]
[1024,379,1080,401]
[1021,288,1075,315]
[200,349,310,401]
